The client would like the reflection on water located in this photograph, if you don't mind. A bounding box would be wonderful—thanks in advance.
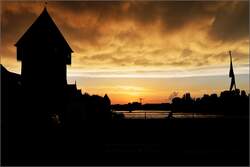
[114,110,223,119]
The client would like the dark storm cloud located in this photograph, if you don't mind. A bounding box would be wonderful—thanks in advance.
[50,1,249,42]
[209,1,249,42]
[82,53,134,66]
[61,22,103,46]
[82,52,166,67]
[116,29,142,42]
[2,1,249,43]
[51,1,215,30]
[1,1,249,71]
[211,51,249,62]
[50,1,129,23]
[181,48,193,57]
[1,8,38,58]
[137,1,215,31]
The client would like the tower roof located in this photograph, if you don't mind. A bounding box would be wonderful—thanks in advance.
[15,7,73,53]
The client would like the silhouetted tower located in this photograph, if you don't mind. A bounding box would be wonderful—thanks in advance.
[15,7,73,92]
[229,51,236,91]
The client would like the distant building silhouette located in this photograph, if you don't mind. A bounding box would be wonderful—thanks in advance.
[15,7,73,92]
[66,83,82,97]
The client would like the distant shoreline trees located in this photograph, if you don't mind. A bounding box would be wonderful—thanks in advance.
[112,89,249,118]
[171,90,249,117]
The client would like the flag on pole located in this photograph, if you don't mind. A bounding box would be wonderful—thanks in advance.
[229,51,236,91]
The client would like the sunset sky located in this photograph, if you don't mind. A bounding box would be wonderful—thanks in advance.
[1,1,249,104]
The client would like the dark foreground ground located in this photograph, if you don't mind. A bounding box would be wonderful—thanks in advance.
[2,117,249,166]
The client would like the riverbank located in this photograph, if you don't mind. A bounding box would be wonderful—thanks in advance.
[3,117,249,166]
[114,110,224,119]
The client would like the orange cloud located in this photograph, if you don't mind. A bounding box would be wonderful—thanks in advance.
[1,1,249,76]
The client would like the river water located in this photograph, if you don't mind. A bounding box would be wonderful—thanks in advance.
[114,110,223,119]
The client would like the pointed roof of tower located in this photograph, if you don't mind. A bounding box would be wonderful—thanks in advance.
[15,7,73,53]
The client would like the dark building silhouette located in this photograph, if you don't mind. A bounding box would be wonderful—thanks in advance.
[66,82,82,98]
[13,7,74,129]
[15,7,73,92]
[3,7,113,130]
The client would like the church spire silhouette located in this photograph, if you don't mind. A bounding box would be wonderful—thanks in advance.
[229,51,236,91]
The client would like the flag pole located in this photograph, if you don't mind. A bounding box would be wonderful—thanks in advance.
[229,50,236,91]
